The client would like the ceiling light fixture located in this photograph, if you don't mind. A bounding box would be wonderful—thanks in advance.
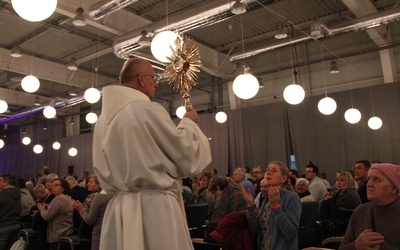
[10,46,22,58]
[274,22,288,39]
[318,45,337,115]
[232,16,259,100]
[21,75,40,93]
[72,7,87,26]
[34,96,41,106]
[283,40,305,105]
[329,60,339,74]
[67,57,79,71]
[12,0,58,22]
[138,30,152,47]
[0,100,8,114]
[176,106,186,119]
[231,0,246,15]
[0,139,4,149]
[310,19,324,39]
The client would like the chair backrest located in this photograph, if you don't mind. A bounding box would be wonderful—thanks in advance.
[299,202,320,228]
[185,203,208,229]
[77,219,93,239]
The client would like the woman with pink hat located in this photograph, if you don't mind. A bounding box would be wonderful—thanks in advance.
[340,163,400,249]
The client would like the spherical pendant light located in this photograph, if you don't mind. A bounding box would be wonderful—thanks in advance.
[232,74,259,100]
[43,106,56,119]
[0,100,8,113]
[21,75,40,93]
[33,144,43,154]
[84,88,101,104]
[344,108,361,124]
[12,0,58,22]
[86,112,98,124]
[283,84,305,105]
[215,111,227,123]
[22,136,31,145]
[176,106,186,119]
[52,141,61,150]
[0,139,4,149]
[151,31,178,63]
[368,116,383,130]
[318,97,337,115]
[68,147,78,157]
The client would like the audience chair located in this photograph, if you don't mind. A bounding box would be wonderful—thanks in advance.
[320,236,344,250]
[185,203,209,239]
[57,219,92,250]
[298,202,321,249]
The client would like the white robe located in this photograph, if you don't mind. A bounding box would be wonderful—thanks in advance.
[93,85,212,250]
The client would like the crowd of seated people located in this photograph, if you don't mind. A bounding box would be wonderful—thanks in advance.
[0,166,110,250]
[2,159,400,250]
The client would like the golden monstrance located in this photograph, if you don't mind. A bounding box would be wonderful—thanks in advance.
[165,31,201,111]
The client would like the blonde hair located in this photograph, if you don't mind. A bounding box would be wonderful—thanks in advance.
[337,172,355,190]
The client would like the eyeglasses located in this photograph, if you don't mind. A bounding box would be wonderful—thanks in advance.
[52,184,62,187]
[141,74,160,83]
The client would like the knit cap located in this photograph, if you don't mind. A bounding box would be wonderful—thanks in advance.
[370,163,400,192]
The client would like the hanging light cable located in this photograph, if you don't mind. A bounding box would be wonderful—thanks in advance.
[318,44,337,115]
[232,15,259,100]
[367,87,382,130]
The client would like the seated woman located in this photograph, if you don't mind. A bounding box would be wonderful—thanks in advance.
[241,161,302,250]
[195,171,214,213]
[37,178,74,250]
[72,187,113,250]
[16,177,35,224]
[295,178,316,202]
[205,176,247,236]
[82,174,102,211]
[319,172,361,237]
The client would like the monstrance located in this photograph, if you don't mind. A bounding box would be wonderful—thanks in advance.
[165,31,201,111]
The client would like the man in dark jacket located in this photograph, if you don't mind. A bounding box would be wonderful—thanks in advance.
[0,174,21,249]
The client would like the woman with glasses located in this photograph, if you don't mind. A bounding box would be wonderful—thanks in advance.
[37,178,74,250]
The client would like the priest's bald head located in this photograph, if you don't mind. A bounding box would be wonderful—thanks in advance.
[119,58,159,100]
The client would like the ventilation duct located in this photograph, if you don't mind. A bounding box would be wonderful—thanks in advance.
[89,0,139,20]
[0,95,89,124]
[230,6,400,61]
[112,0,258,59]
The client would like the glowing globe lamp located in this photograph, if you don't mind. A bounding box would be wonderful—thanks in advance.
[232,74,259,100]
[86,112,98,124]
[0,139,4,149]
[68,147,78,157]
[318,97,337,115]
[215,111,227,123]
[22,136,31,145]
[283,84,305,105]
[84,88,101,104]
[344,108,361,124]
[0,100,8,113]
[176,106,186,119]
[12,0,57,22]
[368,116,382,130]
[52,141,61,150]
[33,144,43,154]
[21,75,40,93]
[151,31,178,63]
[43,106,56,119]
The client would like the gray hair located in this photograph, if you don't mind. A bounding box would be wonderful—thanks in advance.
[65,176,78,185]
[46,173,59,182]
[296,178,310,188]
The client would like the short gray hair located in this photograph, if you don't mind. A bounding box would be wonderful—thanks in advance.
[65,176,78,185]
[46,173,59,182]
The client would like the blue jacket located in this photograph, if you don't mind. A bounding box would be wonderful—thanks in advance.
[246,187,302,250]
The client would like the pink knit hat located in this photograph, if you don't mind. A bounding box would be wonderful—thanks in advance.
[370,163,400,191]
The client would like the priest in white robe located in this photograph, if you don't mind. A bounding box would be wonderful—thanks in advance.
[93,58,212,250]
